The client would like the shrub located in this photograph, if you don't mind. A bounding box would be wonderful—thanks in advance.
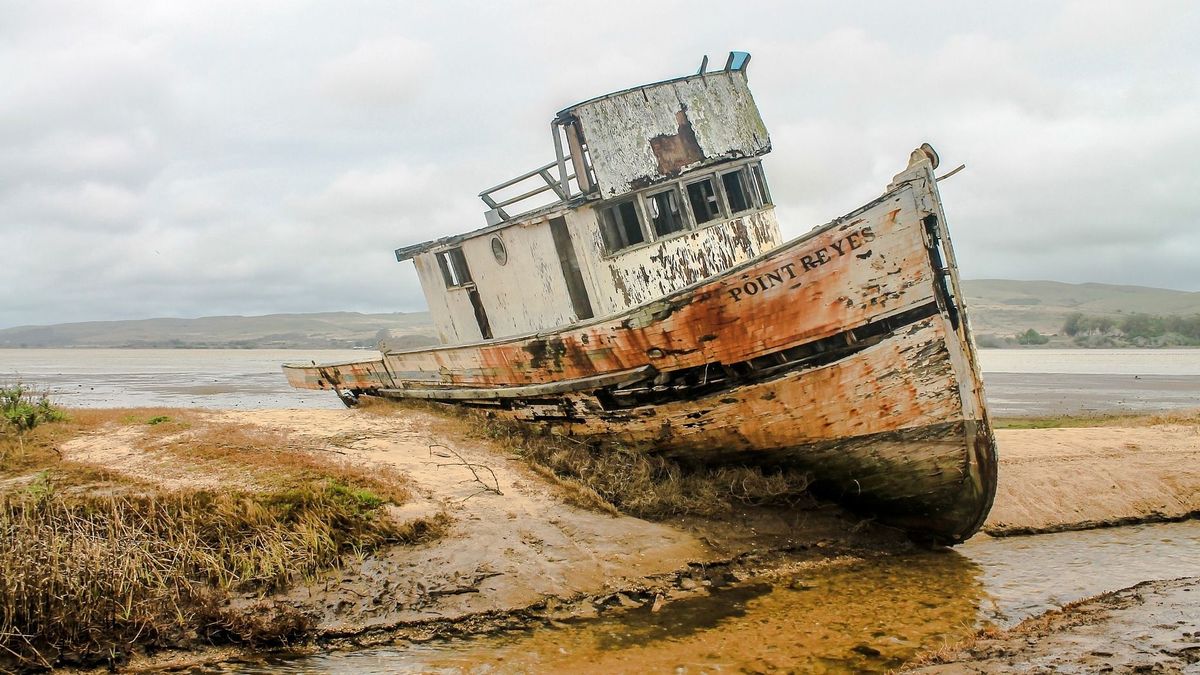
[1,383,66,435]
[1015,329,1049,345]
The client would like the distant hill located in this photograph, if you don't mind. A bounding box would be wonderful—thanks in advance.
[961,280,1200,345]
[2,281,1198,350]
[0,312,437,349]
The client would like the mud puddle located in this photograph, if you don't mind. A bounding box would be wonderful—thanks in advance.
[211,520,1200,674]
[961,519,1200,624]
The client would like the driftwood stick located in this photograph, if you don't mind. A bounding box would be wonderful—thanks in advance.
[429,443,503,497]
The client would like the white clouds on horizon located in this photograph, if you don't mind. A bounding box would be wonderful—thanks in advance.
[2,1,1199,328]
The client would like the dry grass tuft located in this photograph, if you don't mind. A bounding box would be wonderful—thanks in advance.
[367,398,815,519]
[0,483,443,669]
[194,597,317,648]
[0,403,446,670]
[517,437,813,518]
[899,625,1000,669]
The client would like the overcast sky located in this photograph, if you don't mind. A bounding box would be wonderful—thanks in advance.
[3,1,1198,328]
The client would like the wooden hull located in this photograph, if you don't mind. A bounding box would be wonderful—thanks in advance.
[284,160,997,543]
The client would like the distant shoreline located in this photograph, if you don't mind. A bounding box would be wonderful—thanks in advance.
[4,279,1199,349]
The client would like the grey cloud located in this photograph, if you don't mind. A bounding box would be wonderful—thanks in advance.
[2,1,1199,329]
[317,37,432,107]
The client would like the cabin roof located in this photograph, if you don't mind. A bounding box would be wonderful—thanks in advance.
[393,51,755,263]
[553,51,750,122]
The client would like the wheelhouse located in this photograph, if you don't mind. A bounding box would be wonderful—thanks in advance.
[394,52,783,345]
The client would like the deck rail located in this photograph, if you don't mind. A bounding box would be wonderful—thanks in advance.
[478,160,577,223]
[479,121,593,224]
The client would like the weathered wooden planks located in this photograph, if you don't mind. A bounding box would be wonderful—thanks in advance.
[283,156,998,543]
[373,179,935,388]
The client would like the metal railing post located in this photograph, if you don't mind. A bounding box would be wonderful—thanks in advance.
[552,122,571,200]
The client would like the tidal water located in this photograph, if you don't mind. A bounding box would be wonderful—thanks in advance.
[2,348,1199,416]
[227,521,1200,674]
[0,348,364,410]
[977,348,1200,416]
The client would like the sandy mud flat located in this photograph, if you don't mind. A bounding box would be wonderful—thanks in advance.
[48,406,1200,671]
[55,405,894,658]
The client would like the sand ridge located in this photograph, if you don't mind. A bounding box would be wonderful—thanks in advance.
[986,424,1200,535]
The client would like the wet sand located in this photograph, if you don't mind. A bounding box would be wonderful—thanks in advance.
[986,421,1200,535]
[52,405,1200,671]
[984,372,1200,417]
[907,577,1200,673]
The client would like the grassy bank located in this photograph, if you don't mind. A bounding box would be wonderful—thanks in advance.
[992,408,1200,430]
[0,386,444,671]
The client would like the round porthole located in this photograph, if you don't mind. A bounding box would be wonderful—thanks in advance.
[491,236,508,265]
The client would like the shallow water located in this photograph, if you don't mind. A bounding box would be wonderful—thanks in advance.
[976,348,1200,376]
[0,348,364,409]
[2,348,1198,416]
[226,520,1200,674]
[977,348,1200,416]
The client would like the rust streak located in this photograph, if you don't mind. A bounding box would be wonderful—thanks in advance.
[648,110,704,177]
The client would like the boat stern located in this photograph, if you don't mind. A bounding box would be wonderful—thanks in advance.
[282,358,394,405]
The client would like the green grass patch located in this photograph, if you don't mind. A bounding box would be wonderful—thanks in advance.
[993,409,1200,429]
[1,382,67,434]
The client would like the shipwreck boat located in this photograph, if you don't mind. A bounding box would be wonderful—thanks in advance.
[284,52,998,544]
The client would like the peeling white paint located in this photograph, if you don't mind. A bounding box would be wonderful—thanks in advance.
[571,70,770,195]
[407,68,778,345]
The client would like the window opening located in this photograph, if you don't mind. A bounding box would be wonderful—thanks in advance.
[750,163,772,206]
[721,168,754,213]
[647,188,685,237]
[687,178,722,225]
[598,198,646,253]
[435,247,473,287]
[490,236,508,265]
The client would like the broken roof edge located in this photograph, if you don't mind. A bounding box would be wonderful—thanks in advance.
[394,51,753,264]
[394,196,584,262]
[553,51,751,123]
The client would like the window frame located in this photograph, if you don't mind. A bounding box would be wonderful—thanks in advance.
[684,176,725,227]
[718,166,757,215]
[435,247,473,289]
[644,186,687,239]
[597,196,648,255]
[749,162,772,206]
